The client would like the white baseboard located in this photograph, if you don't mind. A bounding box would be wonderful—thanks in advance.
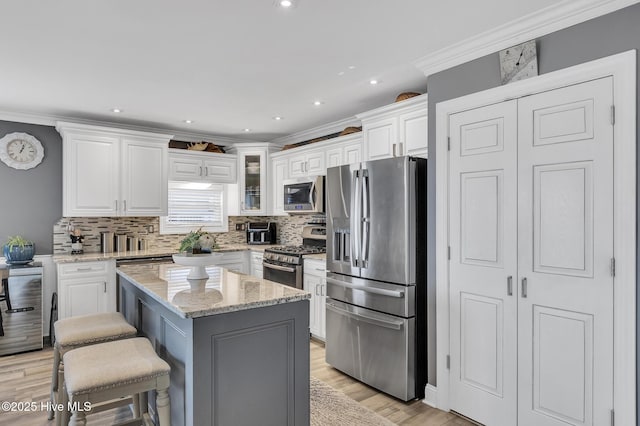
[422,384,438,408]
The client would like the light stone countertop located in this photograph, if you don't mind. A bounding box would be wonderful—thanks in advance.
[52,244,274,263]
[117,263,310,319]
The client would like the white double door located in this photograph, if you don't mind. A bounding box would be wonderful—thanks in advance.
[449,77,614,426]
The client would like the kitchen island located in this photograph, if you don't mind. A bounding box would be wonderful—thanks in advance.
[116,263,310,426]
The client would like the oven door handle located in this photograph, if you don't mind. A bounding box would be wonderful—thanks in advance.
[262,262,297,273]
[326,277,405,298]
[326,302,404,330]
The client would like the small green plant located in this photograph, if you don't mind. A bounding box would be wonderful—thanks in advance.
[178,228,219,253]
[5,235,33,250]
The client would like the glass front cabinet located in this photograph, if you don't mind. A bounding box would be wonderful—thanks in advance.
[233,145,276,216]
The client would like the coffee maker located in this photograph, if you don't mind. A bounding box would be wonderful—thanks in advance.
[246,222,277,245]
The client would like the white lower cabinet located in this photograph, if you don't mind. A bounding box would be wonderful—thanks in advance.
[303,258,326,340]
[57,260,116,319]
[212,252,249,275]
[250,251,263,279]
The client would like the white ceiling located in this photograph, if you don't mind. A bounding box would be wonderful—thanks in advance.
[1,0,559,142]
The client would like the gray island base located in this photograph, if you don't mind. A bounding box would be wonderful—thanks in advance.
[116,264,310,426]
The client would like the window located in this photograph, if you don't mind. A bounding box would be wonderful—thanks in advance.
[160,182,228,234]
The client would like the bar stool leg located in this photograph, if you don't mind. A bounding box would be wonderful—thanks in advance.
[132,393,140,418]
[60,381,70,426]
[69,409,86,426]
[48,344,60,420]
[156,387,171,426]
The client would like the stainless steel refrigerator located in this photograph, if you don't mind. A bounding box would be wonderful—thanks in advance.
[325,156,427,401]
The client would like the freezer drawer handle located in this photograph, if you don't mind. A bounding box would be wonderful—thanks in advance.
[326,302,404,330]
[326,277,405,298]
[262,262,296,273]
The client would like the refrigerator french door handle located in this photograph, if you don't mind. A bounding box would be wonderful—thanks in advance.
[361,169,370,268]
[326,302,404,330]
[326,276,405,298]
[351,170,361,268]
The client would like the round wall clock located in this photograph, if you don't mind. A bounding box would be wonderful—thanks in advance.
[0,132,45,170]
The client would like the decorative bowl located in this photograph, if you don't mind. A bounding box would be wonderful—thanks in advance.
[172,253,224,279]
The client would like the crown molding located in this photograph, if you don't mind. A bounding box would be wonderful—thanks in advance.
[267,116,361,146]
[0,109,259,145]
[270,131,362,158]
[356,93,427,121]
[413,0,640,77]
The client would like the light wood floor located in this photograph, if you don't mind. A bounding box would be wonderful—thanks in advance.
[0,342,476,425]
[310,340,475,426]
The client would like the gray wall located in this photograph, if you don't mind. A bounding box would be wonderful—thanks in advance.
[0,121,62,255]
[426,2,640,391]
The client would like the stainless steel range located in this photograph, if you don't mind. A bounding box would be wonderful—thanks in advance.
[263,225,326,289]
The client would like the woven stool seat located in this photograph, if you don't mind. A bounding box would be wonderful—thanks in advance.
[61,338,171,426]
[55,312,137,349]
[64,337,170,395]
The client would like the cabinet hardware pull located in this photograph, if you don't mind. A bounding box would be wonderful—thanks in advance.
[321,285,325,296]
[315,268,325,272]
[115,200,118,212]
[507,276,513,296]
[315,285,320,296]
[123,200,127,212]
[392,143,397,157]
[200,166,203,177]
[103,282,107,293]
[77,267,91,272]
[398,143,403,156]
[521,277,527,298]
[204,167,208,177]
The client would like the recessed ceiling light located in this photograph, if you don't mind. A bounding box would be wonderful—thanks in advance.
[337,71,345,76]
[273,116,283,121]
[348,65,356,70]
[111,108,123,113]
[369,79,379,85]
[313,101,323,106]
[184,119,193,124]
[243,128,251,132]
[280,0,293,7]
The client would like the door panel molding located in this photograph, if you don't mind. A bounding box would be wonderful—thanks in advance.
[435,50,636,426]
[533,162,593,277]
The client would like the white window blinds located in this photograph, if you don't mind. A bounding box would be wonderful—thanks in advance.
[160,182,228,234]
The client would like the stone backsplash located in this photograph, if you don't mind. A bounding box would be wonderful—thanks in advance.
[53,214,320,254]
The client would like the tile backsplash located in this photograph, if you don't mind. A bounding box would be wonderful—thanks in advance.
[53,215,317,254]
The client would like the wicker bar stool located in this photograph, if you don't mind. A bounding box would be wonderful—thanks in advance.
[60,337,171,426]
[49,312,137,423]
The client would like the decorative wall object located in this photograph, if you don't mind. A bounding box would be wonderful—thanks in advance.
[499,40,538,84]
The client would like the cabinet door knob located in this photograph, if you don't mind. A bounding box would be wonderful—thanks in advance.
[507,276,513,296]
[521,277,528,298]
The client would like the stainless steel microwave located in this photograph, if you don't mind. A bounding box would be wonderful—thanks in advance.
[283,176,324,214]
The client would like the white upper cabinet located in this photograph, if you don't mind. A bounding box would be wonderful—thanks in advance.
[56,122,172,217]
[121,137,168,216]
[228,143,279,216]
[324,133,362,169]
[357,93,427,160]
[288,149,325,177]
[271,157,289,216]
[168,149,237,183]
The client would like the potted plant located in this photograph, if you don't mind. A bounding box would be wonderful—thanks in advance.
[3,235,35,264]
[178,228,219,255]
[174,228,221,280]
